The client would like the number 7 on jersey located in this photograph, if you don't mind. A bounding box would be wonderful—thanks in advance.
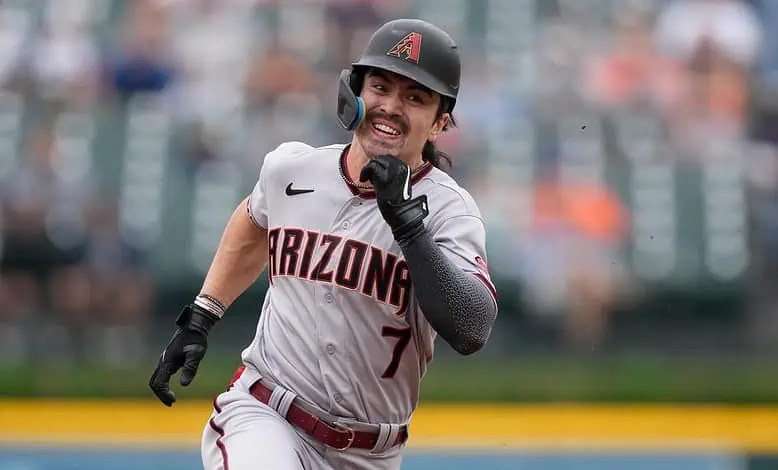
[381,326,411,379]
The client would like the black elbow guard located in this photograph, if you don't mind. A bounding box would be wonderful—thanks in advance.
[401,231,497,354]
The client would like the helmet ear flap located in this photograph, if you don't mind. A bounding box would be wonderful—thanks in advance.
[336,69,365,131]
[348,68,363,95]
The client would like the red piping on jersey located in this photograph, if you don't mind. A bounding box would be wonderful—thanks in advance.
[229,365,246,387]
[210,397,229,470]
[340,145,433,200]
[246,196,262,229]
[473,272,499,306]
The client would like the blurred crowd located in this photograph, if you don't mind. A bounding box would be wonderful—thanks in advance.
[1,0,778,367]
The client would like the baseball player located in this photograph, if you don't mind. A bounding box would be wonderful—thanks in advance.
[149,18,498,470]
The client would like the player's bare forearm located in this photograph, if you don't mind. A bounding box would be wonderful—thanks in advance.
[200,196,269,311]
[149,198,266,405]
[399,231,497,355]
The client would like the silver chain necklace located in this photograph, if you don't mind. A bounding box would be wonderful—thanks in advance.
[340,159,431,191]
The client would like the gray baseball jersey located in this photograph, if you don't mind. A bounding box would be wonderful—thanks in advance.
[243,141,497,426]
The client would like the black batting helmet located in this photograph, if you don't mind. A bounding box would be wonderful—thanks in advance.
[336,19,461,131]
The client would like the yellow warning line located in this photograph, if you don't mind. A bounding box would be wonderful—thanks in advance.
[2,401,778,451]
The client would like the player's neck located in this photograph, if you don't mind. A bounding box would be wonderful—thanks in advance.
[347,141,424,189]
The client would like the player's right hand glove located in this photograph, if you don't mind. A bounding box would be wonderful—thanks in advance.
[359,154,429,247]
[149,304,218,406]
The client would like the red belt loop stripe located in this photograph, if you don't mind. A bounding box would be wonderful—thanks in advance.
[248,379,408,451]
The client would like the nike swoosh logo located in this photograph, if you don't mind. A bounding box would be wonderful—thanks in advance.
[285,183,315,196]
[402,170,411,201]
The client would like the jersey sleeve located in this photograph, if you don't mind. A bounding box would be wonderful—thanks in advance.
[247,141,312,229]
[247,156,270,229]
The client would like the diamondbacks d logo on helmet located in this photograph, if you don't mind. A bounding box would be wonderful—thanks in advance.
[386,32,422,64]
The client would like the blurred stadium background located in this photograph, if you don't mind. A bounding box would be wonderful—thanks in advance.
[2,0,778,468]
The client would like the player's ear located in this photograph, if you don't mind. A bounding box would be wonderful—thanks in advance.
[428,113,449,143]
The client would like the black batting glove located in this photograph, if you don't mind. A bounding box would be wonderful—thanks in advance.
[149,304,218,406]
[359,155,429,247]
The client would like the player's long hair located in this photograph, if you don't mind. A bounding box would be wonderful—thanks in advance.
[422,98,455,171]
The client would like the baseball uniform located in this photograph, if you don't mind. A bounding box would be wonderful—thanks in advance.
[201,141,497,470]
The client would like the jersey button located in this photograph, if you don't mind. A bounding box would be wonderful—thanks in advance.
[333,392,344,404]
[324,293,334,303]
[326,344,336,355]
[341,220,351,230]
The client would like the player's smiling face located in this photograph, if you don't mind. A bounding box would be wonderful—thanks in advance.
[356,69,448,162]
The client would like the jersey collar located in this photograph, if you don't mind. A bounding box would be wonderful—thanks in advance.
[339,145,434,200]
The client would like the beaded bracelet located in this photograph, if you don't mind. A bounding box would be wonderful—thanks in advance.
[193,293,227,319]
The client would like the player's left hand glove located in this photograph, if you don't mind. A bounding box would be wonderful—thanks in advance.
[149,304,218,406]
[360,154,429,247]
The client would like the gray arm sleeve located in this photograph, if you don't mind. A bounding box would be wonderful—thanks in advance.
[399,230,498,355]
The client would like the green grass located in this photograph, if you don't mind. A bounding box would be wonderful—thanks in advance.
[420,355,778,403]
[3,355,778,403]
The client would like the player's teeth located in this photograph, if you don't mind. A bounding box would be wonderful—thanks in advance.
[374,123,399,135]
